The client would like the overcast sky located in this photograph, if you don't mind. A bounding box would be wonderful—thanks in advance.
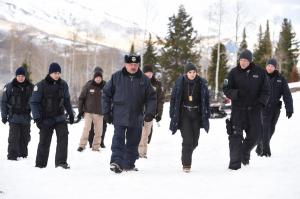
[70,0,300,50]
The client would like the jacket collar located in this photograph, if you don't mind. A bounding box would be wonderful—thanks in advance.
[267,70,279,78]
[12,78,30,87]
[237,62,255,71]
[122,67,142,78]
[45,74,61,85]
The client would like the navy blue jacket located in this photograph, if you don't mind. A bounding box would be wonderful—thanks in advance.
[169,75,210,134]
[266,70,293,113]
[223,63,270,109]
[1,78,33,124]
[30,75,73,126]
[102,67,156,127]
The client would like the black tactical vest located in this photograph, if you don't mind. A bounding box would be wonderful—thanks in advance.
[9,84,32,114]
[41,80,65,118]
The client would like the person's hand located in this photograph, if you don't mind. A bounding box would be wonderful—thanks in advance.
[103,114,113,124]
[2,117,7,124]
[155,115,162,122]
[144,114,154,122]
[286,111,293,119]
[69,114,74,124]
[34,119,42,129]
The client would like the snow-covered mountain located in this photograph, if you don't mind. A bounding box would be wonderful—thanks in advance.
[0,0,145,51]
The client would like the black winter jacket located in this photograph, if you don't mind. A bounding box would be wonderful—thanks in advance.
[1,78,33,124]
[266,70,293,113]
[169,75,210,134]
[223,63,270,109]
[102,67,156,127]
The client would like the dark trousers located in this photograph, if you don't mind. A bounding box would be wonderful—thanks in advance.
[110,125,142,169]
[229,106,263,169]
[258,106,281,154]
[180,109,201,167]
[7,123,31,160]
[36,122,69,167]
[88,122,107,147]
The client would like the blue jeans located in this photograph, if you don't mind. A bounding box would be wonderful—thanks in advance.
[110,125,142,169]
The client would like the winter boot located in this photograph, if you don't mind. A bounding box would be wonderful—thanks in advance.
[183,165,191,173]
[110,163,123,174]
[124,167,139,172]
[56,163,70,169]
[262,143,271,157]
[77,147,84,152]
[255,143,263,156]
[100,142,106,148]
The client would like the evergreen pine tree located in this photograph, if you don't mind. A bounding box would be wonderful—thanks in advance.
[143,33,158,68]
[237,27,248,62]
[261,20,273,64]
[159,5,200,92]
[253,21,272,67]
[208,42,228,91]
[276,18,299,81]
[21,61,32,82]
[253,25,264,66]
[129,43,135,54]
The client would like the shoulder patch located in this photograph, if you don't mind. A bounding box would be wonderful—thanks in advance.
[34,85,38,91]
[3,86,6,92]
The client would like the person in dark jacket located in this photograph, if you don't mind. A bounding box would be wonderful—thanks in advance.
[87,67,107,148]
[1,67,34,160]
[223,49,270,170]
[30,63,74,169]
[102,54,156,173]
[138,64,165,158]
[169,63,210,172]
[77,69,105,152]
[256,58,293,157]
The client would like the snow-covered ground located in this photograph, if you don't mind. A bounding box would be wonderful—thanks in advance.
[0,92,300,199]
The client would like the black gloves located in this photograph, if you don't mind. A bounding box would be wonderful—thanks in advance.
[77,112,84,120]
[144,114,154,122]
[2,117,7,124]
[34,119,43,129]
[103,114,113,124]
[286,111,293,119]
[69,114,74,124]
[155,115,162,122]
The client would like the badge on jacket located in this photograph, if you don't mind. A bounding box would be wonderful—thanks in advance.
[89,89,95,94]
[34,85,38,91]
[252,75,259,78]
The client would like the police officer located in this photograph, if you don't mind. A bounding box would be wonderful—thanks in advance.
[256,58,293,157]
[102,54,156,173]
[77,68,105,152]
[1,67,33,160]
[223,49,270,170]
[85,67,107,149]
[138,64,165,159]
[30,63,74,169]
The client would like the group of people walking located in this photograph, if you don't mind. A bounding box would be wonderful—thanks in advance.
[1,49,294,173]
